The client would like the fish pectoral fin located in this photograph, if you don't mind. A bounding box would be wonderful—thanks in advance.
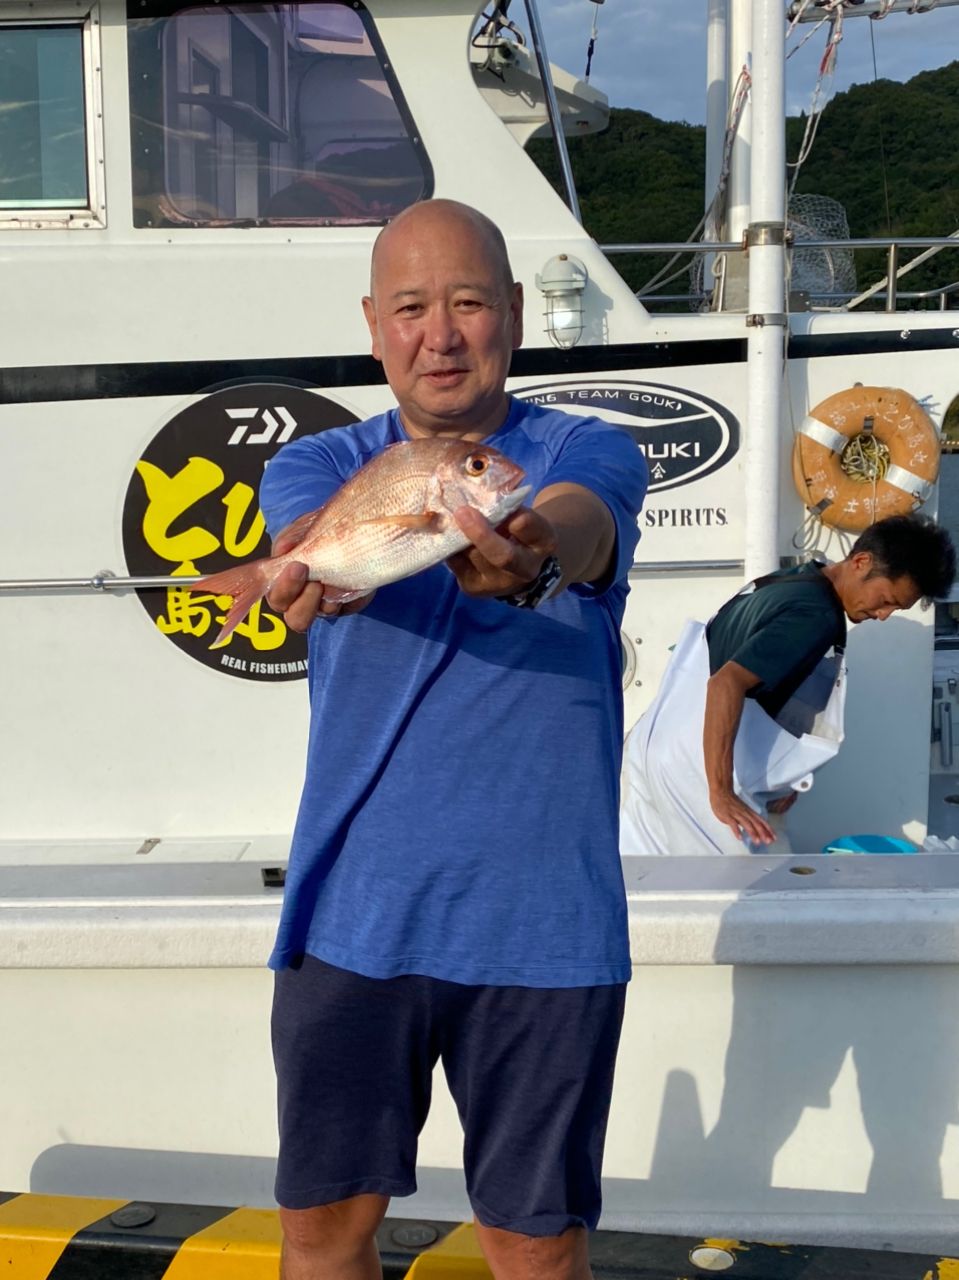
[358,511,441,530]
[278,506,323,550]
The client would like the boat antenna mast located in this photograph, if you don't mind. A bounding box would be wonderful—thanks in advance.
[472,0,527,78]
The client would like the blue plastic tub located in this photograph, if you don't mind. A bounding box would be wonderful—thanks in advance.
[822,834,919,855]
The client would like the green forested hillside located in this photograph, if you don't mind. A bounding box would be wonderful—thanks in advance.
[529,59,959,303]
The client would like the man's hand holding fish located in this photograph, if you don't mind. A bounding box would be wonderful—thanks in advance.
[266,525,376,628]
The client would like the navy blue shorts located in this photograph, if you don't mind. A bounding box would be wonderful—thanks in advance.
[271,955,626,1235]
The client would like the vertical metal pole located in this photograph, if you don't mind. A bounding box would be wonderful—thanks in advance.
[704,0,729,294]
[726,0,753,243]
[744,0,786,582]
[705,0,730,205]
[524,0,582,223]
[885,242,899,312]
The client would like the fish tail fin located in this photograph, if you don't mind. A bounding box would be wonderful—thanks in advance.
[193,558,277,647]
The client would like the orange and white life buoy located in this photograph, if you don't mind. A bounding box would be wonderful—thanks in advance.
[792,385,941,532]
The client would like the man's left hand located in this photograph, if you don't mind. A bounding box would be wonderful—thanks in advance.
[447,505,558,599]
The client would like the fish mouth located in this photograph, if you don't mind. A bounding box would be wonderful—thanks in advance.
[508,482,532,502]
[502,469,528,494]
[488,483,531,526]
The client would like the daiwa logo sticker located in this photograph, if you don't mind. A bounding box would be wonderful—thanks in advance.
[515,380,739,491]
[122,383,359,682]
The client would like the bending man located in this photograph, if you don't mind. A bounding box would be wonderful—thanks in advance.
[622,515,955,855]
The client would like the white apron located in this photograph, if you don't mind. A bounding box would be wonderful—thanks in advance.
[621,616,846,856]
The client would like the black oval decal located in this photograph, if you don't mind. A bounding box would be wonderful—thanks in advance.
[515,379,740,492]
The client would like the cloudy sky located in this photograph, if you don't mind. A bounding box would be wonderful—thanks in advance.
[530,2,959,123]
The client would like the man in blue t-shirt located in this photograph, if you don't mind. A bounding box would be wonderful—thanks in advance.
[260,199,648,1280]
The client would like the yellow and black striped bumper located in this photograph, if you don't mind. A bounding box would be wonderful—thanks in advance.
[2,1191,959,1278]
[0,1192,285,1279]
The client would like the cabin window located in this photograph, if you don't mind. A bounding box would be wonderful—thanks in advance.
[127,0,432,228]
[0,6,105,227]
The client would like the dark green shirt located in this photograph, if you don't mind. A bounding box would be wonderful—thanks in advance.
[706,563,847,719]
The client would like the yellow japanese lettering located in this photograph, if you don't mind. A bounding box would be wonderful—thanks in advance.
[136,457,224,563]
[222,480,266,557]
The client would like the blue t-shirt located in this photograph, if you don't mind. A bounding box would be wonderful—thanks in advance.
[260,397,648,987]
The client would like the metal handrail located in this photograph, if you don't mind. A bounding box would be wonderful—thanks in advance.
[0,573,199,593]
[602,234,959,312]
[629,560,743,574]
[789,0,959,18]
[601,236,959,254]
[641,283,959,308]
[0,563,748,590]
[603,241,742,254]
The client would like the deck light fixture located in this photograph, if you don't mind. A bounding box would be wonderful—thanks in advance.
[536,253,587,348]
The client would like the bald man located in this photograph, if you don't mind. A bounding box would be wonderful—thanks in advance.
[260,200,648,1280]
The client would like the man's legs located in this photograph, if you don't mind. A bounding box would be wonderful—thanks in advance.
[272,958,438,1279]
[474,1221,592,1280]
[443,981,626,1280]
[279,1195,389,1280]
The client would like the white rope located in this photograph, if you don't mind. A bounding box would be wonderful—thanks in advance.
[786,0,817,36]
[654,63,751,305]
[703,64,752,244]
[786,2,846,196]
[786,9,836,57]
[583,1,601,82]
[641,62,751,298]
[821,4,845,77]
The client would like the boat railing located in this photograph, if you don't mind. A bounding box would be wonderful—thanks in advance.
[641,284,959,311]
[4,555,822,596]
[0,573,201,594]
[601,234,959,313]
[0,559,818,595]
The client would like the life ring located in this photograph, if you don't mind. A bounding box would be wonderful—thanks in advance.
[792,385,941,532]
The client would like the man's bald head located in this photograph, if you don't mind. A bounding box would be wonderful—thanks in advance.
[369,199,515,299]
[360,198,524,440]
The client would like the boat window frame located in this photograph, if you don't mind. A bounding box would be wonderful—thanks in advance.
[0,0,107,230]
[125,0,434,230]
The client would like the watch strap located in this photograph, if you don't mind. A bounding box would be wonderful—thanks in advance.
[498,554,563,610]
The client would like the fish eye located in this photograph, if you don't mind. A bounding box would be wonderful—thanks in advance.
[466,454,489,476]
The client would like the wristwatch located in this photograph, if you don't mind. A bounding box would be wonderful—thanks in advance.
[498,554,563,610]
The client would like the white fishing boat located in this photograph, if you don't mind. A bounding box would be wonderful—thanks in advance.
[3,0,959,1261]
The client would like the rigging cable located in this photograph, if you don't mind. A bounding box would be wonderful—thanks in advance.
[584,0,602,82]
[786,1,845,197]
[868,18,893,234]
